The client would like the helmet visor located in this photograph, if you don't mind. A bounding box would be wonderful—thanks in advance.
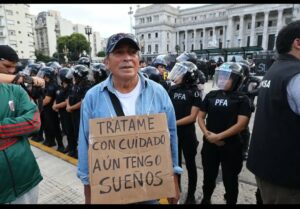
[176,53,189,63]
[22,66,31,76]
[167,62,188,82]
[213,67,232,90]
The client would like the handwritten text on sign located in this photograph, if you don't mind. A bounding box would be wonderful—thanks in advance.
[88,113,176,204]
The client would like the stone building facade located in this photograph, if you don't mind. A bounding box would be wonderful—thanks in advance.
[134,4,300,56]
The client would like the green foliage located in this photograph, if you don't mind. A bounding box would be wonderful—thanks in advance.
[56,33,90,63]
[35,50,52,63]
[97,51,105,57]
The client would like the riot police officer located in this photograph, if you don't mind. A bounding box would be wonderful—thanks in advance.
[37,67,65,152]
[197,62,251,204]
[25,63,46,142]
[197,58,209,83]
[237,60,261,160]
[176,52,206,98]
[152,55,169,80]
[91,63,108,85]
[47,61,62,85]
[216,57,224,67]
[237,60,262,204]
[66,65,92,158]
[150,58,170,91]
[25,63,41,77]
[52,68,76,156]
[168,61,202,204]
[78,56,90,68]
[140,66,167,87]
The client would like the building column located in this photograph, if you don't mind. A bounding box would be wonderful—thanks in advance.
[226,16,233,48]
[176,31,179,47]
[276,9,284,36]
[173,33,176,54]
[262,11,270,51]
[161,31,166,54]
[212,26,216,46]
[185,30,188,51]
[239,15,244,47]
[274,9,284,50]
[222,25,226,47]
[250,13,256,46]
[202,28,206,49]
[193,29,197,51]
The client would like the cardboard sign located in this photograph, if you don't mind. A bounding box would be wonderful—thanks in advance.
[88,113,176,204]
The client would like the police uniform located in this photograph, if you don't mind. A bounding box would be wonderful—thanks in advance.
[68,79,92,145]
[169,84,201,202]
[30,86,45,142]
[200,90,251,204]
[159,75,170,91]
[55,84,76,155]
[41,80,64,149]
[238,75,261,159]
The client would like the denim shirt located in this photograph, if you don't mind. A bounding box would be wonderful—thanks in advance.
[287,73,300,116]
[77,72,183,185]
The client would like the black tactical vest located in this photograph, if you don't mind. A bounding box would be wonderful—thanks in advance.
[247,54,300,189]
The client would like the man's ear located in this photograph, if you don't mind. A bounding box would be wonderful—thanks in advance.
[104,57,109,67]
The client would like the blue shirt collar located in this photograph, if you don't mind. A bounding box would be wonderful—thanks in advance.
[99,71,148,92]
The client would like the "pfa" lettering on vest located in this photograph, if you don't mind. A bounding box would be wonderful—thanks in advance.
[215,99,228,106]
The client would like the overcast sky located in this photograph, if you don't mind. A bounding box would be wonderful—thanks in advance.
[29,4,208,38]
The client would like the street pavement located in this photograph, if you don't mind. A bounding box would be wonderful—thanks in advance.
[30,79,260,204]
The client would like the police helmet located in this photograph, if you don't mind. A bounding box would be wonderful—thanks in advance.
[92,63,106,73]
[36,61,46,68]
[237,60,250,77]
[213,62,244,91]
[140,66,161,83]
[36,61,45,65]
[37,67,55,80]
[168,61,198,85]
[151,56,167,68]
[59,67,73,83]
[46,61,61,70]
[176,52,198,65]
[78,57,90,67]
[92,63,108,82]
[73,64,89,78]
[24,63,42,76]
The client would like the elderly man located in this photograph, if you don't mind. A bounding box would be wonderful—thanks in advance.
[77,33,182,204]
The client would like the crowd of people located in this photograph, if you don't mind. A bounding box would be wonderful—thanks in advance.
[1,19,300,204]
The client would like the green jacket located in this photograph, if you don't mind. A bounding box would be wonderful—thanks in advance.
[0,84,43,203]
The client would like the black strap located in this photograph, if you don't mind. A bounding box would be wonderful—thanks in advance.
[107,90,125,116]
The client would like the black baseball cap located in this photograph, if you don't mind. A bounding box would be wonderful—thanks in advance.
[0,45,19,62]
[105,33,140,55]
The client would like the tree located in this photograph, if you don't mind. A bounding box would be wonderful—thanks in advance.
[175,45,180,56]
[68,33,90,61]
[56,33,90,63]
[97,51,105,57]
[56,36,70,64]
